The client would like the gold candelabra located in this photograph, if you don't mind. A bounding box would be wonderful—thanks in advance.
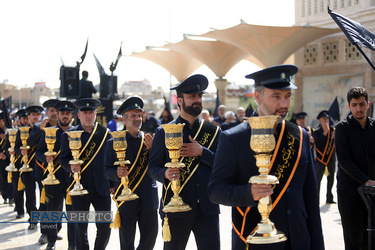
[42,127,60,185]
[66,131,88,196]
[19,126,32,172]
[246,115,286,244]
[5,128,19,172]
[110,130,139,201]
[161,123,191,213]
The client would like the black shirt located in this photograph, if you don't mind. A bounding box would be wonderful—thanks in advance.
[141,116,159,134]
[335,115,375,188]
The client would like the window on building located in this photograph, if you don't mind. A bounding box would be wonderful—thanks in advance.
[345,40,362,61]
[304,45,318,65]
[355,0,359,5]
[341,0,345,7]
[314,0,318,14]
[308,0,312,15]
[321,0,325,12]
[323,41,339,63]
[333,0,338,9]
[302,0,306,17]
[348,0,352,6]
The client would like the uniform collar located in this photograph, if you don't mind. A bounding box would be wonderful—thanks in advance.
[126,129,142,139]
[176,116,201,128]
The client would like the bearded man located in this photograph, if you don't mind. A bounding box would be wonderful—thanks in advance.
[148,74,222,250]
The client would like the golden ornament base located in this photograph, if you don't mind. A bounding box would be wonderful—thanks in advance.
[5,165,18,172]
[249,175,279,185]
[163,195,192,213]
[69,160,84,165]
[165,162,185,168]
[69,183,89,196]
[114,160,131,166]
[116,188,139,201]
[246,220,287,244]
[42,176,60,185]
[19,166,33,172]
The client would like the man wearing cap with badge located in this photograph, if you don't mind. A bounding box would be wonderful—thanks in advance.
[0,111,12,205]
[104,96,158,250]
[148,74,222,250]
[9,109,28,220]
[14,105,44,232]
[59,98,111,250]
[26,100,60,244]
[295,112,315,153]
[313,110,336,204]
[36,100,76,250]
[208,65,324,250]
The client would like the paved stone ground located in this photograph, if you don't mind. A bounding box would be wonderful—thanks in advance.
[0,177,344,249]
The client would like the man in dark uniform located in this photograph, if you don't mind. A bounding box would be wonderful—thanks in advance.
[141,110,160,134]
[213,105,226,126]
[36,100,76,250]
[79,70,97,99]
[335,86,375,250]
[148,74,221,250]
[295,112,315,156]
[208,65,324,250]
[15,105,43,231]
[27,100,60,244]
[105,96,158,250]
[0,112,12,204]
[59,98,111,250]
[9,109,28,219]
[233,107,246,126]
[313,110,336,204]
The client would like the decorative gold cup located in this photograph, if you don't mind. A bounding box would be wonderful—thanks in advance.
[161,123,191,213]
[246,115,287,244]
[66,131,88,196]
[42,127,60,185]
[19,126,33,172]
[110,130,139,201]
[5,128,19,172]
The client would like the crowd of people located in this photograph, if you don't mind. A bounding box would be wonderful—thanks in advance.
[0,64,373,250]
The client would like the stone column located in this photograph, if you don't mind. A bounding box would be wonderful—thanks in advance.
[214,77,229,105]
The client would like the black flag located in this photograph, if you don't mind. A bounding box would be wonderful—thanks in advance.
[110,42,123,72]
[77,39,89,66]
[328,96,340,125]
[93,54,106,76]
[328,7,375,70]
[328,7,375,50]
[245,102,254,117]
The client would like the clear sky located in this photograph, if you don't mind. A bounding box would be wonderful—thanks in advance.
[0,0,295,94]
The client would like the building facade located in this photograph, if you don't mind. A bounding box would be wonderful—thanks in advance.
[294,0,375,126]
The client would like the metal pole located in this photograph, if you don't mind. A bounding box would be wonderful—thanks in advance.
[358,186,375,250]
[355,43,375,72]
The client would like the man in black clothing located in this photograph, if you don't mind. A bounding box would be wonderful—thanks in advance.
[335,86,375,250]
[220,111,237,131]
[313,110,336,204]
[0,112,12,204]
[79,70,97,99]
[233,107,246,125]
[27,100,60,244]
[15,105,44,232]
[295,112,315,154]
[105,96,158,250]
[141,110,159,134]
[148,74,221,250]
[59,98,111,250]
[36,101,76,250]
[9,109,28,219]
